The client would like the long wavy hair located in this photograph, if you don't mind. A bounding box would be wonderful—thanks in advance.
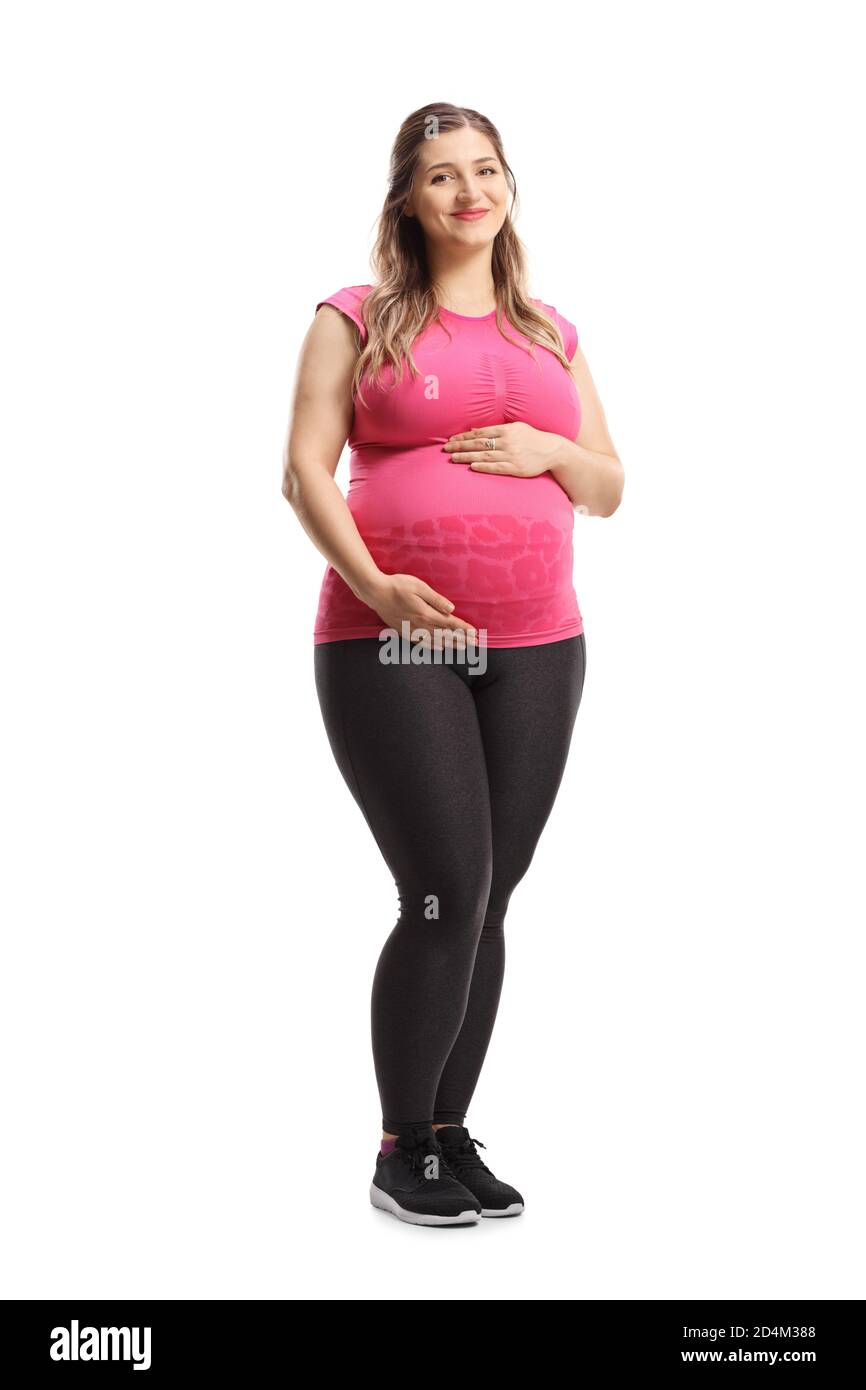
[351,103,572,407]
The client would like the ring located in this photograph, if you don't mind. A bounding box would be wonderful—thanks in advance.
[485,437,497,450]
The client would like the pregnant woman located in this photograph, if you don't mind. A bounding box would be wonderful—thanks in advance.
[282,103,623,1226]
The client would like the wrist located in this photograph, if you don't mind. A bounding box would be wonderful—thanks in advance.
[544,431,573,475]
[353,569,389,607]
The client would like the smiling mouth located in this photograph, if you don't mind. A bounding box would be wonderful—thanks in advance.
[450,209,489,220]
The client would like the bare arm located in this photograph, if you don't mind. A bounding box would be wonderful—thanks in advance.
[442,342,624,515]
[281,305,382,600]
[282,306,477,641]
[546,345,624,516]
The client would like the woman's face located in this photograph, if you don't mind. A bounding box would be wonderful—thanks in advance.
[405,126,508,251]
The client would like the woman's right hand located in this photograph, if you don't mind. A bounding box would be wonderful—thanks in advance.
[359,573,477,648]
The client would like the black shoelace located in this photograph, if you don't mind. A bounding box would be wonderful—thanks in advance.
[439,1134,493,1176]
[397,1140,457,1179]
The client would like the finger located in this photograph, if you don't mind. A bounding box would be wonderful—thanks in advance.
[429,627,471,651]
[443,427,504,450]
[469,459,517,473]
[415,582,456,614]
[454,427,504,438]
[450,450,512,464]
[419,606,478,636]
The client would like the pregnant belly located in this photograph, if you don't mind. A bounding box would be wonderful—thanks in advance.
[335,447,580,640]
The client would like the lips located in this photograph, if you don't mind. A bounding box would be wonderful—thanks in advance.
[450,209,489,221]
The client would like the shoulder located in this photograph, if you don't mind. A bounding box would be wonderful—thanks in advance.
[314,284,375,344]
[530,296,579,361]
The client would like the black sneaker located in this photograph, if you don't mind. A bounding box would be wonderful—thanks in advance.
[370,1127,482,1226]
[433,1125,524,1217]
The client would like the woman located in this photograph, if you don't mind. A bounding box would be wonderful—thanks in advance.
[283,103,623,1227]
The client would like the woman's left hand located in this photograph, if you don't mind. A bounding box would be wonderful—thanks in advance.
[443,423,560,478]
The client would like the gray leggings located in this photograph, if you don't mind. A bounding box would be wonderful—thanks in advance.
[314,633,587,1133]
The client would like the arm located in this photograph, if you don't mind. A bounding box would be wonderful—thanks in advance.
[443,344,624,517]
[546,344,624,516]
[282,305,383,602]
[282,306,477,640]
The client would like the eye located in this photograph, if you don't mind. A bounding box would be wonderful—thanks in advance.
[430,167,498,184]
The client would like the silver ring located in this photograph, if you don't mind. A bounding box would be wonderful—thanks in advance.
[485,436,496,450]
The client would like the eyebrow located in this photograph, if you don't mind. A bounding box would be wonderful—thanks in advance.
[424,157,499,172]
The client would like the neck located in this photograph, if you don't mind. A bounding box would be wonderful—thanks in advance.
[428,247,496,315]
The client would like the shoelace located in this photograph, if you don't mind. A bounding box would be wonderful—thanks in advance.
[439,1134,494,1176]
[396,1139,458,1179]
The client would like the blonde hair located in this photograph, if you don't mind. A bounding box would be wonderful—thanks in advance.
[351,102,572,408]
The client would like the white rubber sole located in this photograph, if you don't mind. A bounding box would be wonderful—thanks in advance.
[370,1183,481,1226]
[481,1203,524,1217]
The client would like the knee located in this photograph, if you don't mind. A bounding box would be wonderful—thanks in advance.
[398,862,492,940]
[483,855,536,933]
[480,904,507,936]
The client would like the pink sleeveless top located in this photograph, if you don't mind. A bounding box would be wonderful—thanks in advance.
[313,284,584,648]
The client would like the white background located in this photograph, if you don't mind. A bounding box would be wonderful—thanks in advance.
[2,0,863,1300]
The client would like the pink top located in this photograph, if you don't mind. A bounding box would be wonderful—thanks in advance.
[313,284,584,648]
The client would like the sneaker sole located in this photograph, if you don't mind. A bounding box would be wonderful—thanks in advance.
[481,1203,524,1217]
[369,1183,481,1226]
